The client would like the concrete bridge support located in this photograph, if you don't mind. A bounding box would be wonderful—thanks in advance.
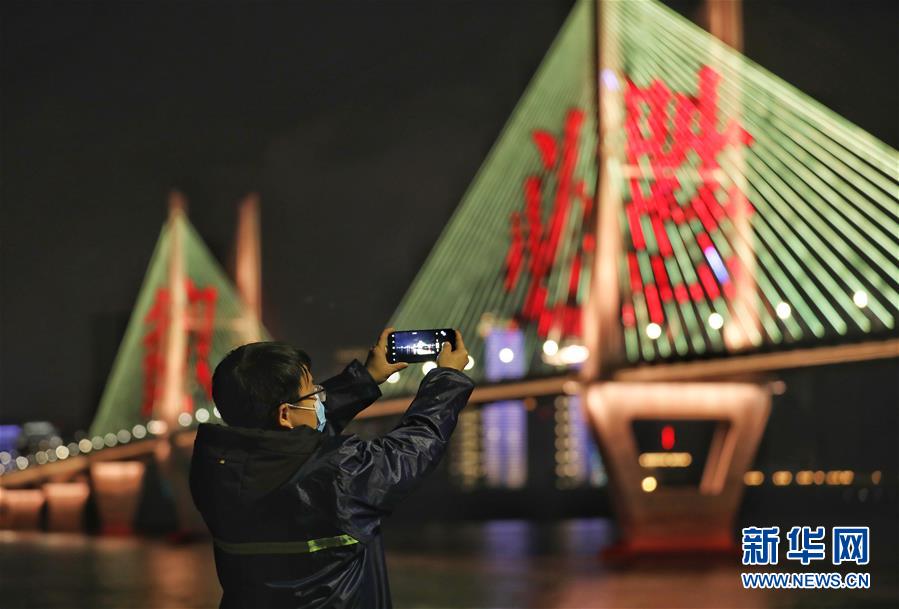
[43,481,91,532]
[90,461,146,535]
[583,381,770,553]
[0,488,46,530]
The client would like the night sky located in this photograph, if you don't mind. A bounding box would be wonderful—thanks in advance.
[2,0,897,435]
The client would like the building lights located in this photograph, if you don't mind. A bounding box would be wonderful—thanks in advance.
[91,436,104,450]
[558,344,589,364]
[0,451,10,464]
[213,407,221,419]
[554,395,594,489]
[464,355,475,371]
[775,302,791,319]
[853,290,868,308]
[422,361,437,374]
[743,471,764,486]
[449,409,481,490]
[646,323,662,339]
[132,424,147,439]
[772,471,792,486]
[195,408,210,423]
[795,470,814,485]
[481,401,527,489]
[386,372,401,384]
[542,339,559,356]
[708,312,724,330]
[55,446,70,460]
[638,452,692,468]
[103,433,118,448]
[147,420,168,435]
[601,67,620,91]
[15,456,29,470]
[741,469,868,487]
[78,439,93,453]
[641,476,658,492]
[485,328,525,380]
[177,412,192,427]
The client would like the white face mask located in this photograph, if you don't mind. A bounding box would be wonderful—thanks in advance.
[289,386,328,432]
[288,383,328,432]
[311,395,327,432]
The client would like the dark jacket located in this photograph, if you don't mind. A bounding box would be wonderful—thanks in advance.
[189,359,475,609]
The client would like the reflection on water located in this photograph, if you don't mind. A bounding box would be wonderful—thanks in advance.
[1,519,896,609]
[0,530,221,609]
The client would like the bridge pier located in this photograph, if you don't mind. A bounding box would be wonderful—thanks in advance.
[0,488,46,530]
[155,433,207,537]
[90,461,146,535]
[584,381,770,554]
[43,481,91,532]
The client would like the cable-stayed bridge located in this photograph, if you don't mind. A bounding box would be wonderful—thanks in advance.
[2,0,896,549]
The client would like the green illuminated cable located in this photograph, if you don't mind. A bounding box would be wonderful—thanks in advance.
[383,0,595,396]
[629,0,897,172]
[616,22,893,342]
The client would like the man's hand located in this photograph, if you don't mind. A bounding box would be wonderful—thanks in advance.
[437,329,469,371]
[364,327,408,384]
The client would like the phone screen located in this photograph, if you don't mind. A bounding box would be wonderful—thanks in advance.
[387,328,456,364]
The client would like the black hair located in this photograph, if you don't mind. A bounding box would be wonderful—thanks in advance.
[211,341,312,429]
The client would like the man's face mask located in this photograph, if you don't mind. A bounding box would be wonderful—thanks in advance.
[287,384,328,432]
[309,394,327,432]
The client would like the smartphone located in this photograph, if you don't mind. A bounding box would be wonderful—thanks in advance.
[387,328,456,364]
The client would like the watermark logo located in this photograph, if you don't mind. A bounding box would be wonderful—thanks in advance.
[832,527,869,566]
[741,526,780,565]
[785,526,826,565]
[741,525,871,589]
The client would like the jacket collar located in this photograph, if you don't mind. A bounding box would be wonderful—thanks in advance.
[194,421,324,455]
[193,422,327,503]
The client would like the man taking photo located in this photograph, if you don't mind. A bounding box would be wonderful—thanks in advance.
[189,327,474,608]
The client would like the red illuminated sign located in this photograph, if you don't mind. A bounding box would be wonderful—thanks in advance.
[141,280,217,417]
[661,425,675,450]
[503,66,754,342]
[503,108,593,339]
[621,66,753,328]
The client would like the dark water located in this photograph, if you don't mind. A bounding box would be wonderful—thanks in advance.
[1,519,897,609]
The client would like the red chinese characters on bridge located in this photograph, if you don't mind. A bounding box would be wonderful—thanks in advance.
[621,65,753,329]
[141,280,217,418]
[503,108,594,340]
